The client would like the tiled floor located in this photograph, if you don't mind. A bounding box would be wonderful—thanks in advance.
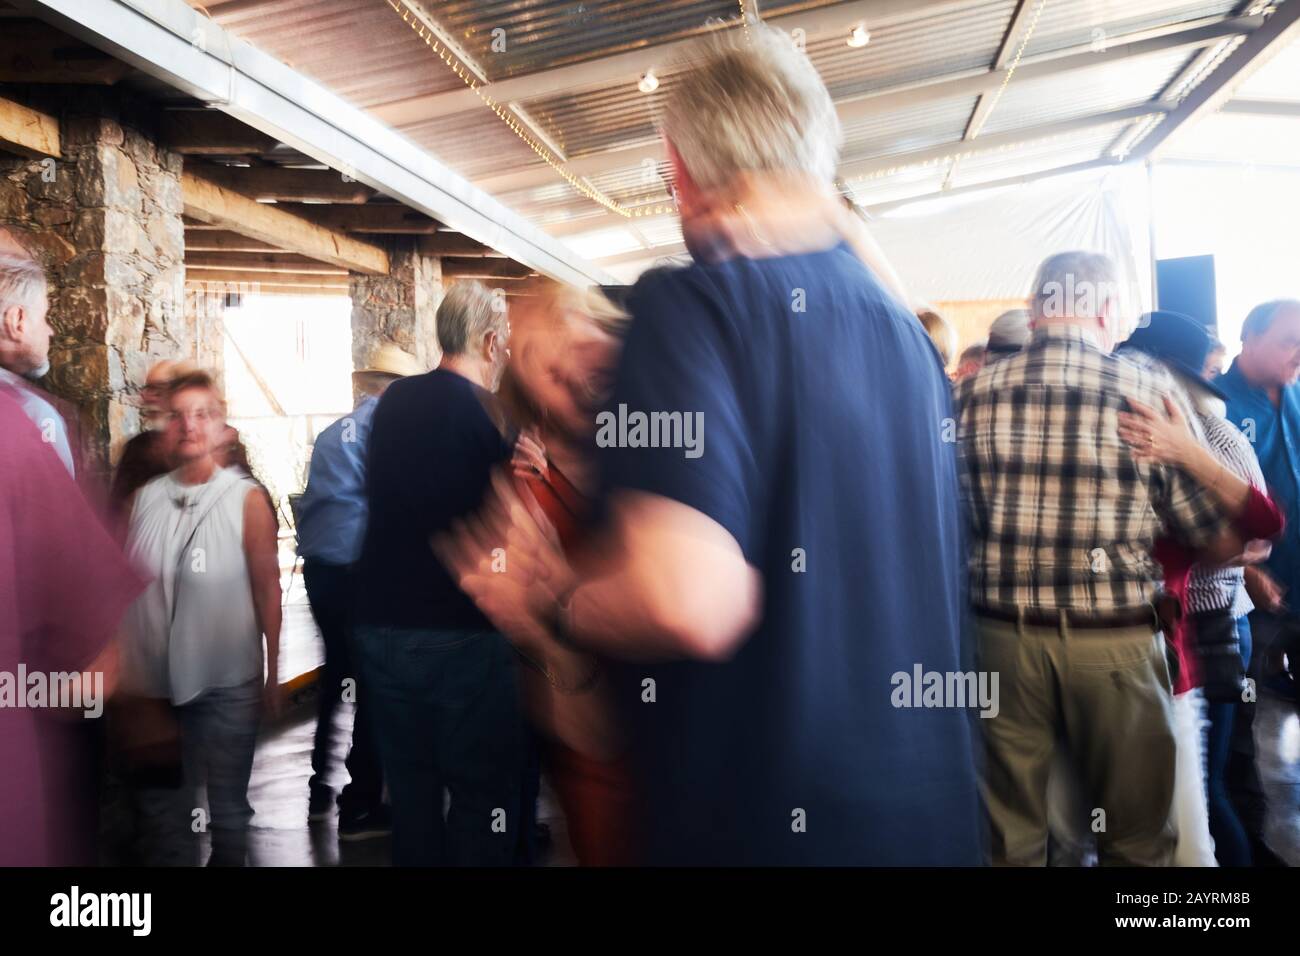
[245,687,577,867]
[1256,694,1300,864]
[235,590,1298,867]
[243,586,576,866]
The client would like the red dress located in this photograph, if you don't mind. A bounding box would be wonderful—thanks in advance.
[521,462,636,866]
[1155,485,1283,695]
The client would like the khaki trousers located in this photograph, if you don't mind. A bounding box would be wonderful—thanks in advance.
[975,614,1177,866]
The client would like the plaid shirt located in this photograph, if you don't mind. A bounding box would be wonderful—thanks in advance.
[954,324,1230,614]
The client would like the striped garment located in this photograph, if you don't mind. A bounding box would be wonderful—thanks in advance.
[954,324,1230,614]
[1186,412,1265,617]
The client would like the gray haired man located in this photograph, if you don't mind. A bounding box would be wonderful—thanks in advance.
[351,280,526,866]
[954,250,1243,865]
[0,248,73,475]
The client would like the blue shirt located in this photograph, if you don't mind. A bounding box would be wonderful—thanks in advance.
[0,368,73,477]
[1218,358,1300,597]
[296,394,378,565]
[596,245,982,866]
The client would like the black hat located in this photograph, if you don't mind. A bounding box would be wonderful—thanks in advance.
[1121,310,1227,400]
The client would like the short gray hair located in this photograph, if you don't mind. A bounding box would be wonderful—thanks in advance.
[1030,251,1120,321]
[436,280,505,356]
[660,22,842,191]
[0,253,47,317]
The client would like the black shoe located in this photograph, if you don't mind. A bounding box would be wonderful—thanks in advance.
[308,785,334,822]
[339,805,392,842]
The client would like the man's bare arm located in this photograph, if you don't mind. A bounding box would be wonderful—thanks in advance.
[566,492,762,662]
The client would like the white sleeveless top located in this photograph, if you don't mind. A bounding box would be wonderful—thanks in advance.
[123,466,263,705]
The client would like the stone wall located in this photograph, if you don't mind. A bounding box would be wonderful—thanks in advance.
[0,88,195,476]
[349,242,442,377]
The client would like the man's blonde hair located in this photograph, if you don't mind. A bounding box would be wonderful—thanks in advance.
[660,22,842,192]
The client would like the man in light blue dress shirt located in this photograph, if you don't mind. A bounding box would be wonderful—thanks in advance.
[297,343,423,838]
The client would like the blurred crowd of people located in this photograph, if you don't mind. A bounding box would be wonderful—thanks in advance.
[2,22,1297,867]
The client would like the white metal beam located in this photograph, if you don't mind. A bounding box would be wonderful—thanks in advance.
[1133,1,1300,160]
[1222,98,1300,117]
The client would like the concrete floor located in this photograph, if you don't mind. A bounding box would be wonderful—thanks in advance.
[232,588,1299,867]
[240,583,576,866]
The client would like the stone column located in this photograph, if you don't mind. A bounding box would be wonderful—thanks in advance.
[0,92,191,477]
[349,241,443,377]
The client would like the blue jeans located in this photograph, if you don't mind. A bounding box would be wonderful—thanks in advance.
[1205,615,1252,866]
[177,678,262,865]
[304,559,383,815]
[355,626,527,866]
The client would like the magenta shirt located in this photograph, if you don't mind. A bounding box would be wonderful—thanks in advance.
[0,392,145,864]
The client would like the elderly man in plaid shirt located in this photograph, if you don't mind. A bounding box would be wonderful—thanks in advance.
[954,251,1245,866]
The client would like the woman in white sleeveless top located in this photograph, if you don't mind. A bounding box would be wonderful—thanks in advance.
[122,370,281,865]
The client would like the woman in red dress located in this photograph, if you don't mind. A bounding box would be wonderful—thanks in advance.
[497,284,636,866]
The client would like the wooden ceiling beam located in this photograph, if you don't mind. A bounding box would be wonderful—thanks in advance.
[294,203,441,235]
[0,21,131,85]
[193,279,349,297]
[417,233,503,257]
[186,252,348,275]
[0,95,60,159]
[184,269,350,288]
[196,164,376,204]
[441,258,534,280]
[183,229,281,253]
[238,284,350,297]
[182,169,389,274]
[163,110,279,156]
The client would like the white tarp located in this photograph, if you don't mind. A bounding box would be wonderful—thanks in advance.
[867,163,1155,322]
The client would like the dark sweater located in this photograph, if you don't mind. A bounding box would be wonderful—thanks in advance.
[354,368,511,631]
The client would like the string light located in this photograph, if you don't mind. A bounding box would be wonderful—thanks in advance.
[965,0,1048,142]
[847,25,871,48]
[844,123,1141,186]
[386,0,663,218]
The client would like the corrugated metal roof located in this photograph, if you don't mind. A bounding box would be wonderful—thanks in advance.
[175,0,1286,273]
[204,0,465,107]
[516,1,1010,161]
[949,120,1132,186]
[1021,0,1245,58]
[400,110,540,179]
[841,95,981,161]
[435,0,811,79]
[978,46,1196,134]
[632,216,685,246]
[520,80,669,158]
[494,158,671,223]
[811,0,1015,99]
[848,162,955,206]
